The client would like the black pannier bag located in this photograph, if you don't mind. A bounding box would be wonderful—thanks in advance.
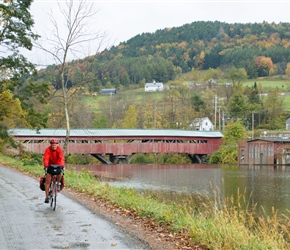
[39,175,46,191]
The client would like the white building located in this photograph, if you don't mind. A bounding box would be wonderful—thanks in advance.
[145,82,164,92]
[189,117,214,131]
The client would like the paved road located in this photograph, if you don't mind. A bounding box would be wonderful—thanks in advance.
[0,166,149,250]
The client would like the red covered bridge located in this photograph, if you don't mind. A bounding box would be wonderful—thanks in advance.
[9,128,223,164]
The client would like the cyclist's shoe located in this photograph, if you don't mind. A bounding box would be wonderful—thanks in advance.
[44,198,49,203]
[58,183,62,192]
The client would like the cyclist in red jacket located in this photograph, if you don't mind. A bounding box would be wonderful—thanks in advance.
[43,139,65,203]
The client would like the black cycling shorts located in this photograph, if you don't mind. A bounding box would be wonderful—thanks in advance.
[47,166,63,175]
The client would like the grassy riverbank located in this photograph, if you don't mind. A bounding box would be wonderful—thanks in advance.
[1,154,289,249]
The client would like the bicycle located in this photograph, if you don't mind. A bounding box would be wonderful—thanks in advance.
[47,164,64,210]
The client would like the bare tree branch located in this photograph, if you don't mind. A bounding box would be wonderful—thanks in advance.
[35,0,108,152]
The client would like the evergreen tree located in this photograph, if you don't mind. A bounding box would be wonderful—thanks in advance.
[246,82,260,104]
[191,93,205,112]
[228,93,248,119]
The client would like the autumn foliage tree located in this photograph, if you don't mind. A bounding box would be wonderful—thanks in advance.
[254,56,273,76]
[285,62,290,78]
[0,90,27,127]
[122,105,138,128]
[194,51,205,69]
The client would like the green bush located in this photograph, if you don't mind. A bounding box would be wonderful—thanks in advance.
[21,152,42,166]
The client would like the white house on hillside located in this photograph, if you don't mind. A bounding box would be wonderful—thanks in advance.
[189,117,214,131]
[145,82,164,92]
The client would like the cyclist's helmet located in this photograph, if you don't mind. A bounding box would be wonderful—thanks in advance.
[50,139,59,144]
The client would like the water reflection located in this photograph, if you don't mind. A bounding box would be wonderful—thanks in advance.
[70,164,290,217]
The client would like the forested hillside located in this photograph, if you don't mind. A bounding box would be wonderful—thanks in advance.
[34,21,290,93]
[108,21,290,75]
[18,21,290,133]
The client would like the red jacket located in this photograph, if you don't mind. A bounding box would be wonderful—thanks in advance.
[43,146,65,168]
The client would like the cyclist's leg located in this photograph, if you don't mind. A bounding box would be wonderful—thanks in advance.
[56,172,62,183]
[45,173,51,203]
[56,167,64,190]
[56,173,63,191]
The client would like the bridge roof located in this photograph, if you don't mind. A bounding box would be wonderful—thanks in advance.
[9,128,223,139]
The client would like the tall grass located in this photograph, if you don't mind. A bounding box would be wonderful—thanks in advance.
[1,154,289,249]
[185,183,290,249]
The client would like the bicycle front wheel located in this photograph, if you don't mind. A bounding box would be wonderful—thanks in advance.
[50,182,57,210]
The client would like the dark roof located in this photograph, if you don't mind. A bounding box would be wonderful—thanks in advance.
[248,137,290,143]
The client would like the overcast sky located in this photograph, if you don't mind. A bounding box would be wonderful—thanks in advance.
[27,0,290,67]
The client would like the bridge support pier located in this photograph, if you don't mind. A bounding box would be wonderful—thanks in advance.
[127,154,135,164]
[187,154,207,164]
[91,154,135,164]
[110,155,136,164]
[91,154,112,164]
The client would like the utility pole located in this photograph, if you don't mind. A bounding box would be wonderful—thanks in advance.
[222,111,225,131]
[154,101,156,129]
[218,105,221,131]
[214,95,217,129]
[110,92,113,119]
[251,111,258,140]
[252,111,254,139]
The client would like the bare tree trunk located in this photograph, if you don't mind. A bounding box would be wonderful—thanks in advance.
[34,0,107,152]
[61,70,70,152]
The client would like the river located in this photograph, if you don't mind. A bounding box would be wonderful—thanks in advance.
[71,164,290,218]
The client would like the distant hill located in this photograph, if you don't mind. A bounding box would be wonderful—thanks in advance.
[34,21,290,93]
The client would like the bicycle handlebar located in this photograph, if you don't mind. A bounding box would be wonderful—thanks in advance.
[45,165,65,175]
